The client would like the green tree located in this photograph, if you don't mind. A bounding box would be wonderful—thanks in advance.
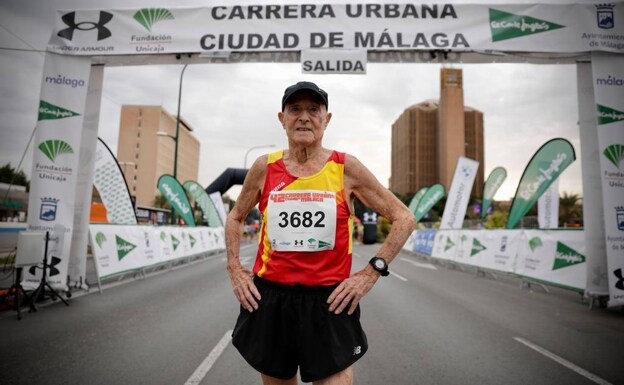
[484,210,508,229]
[153,193,171,210]
[0,163,30,191]
[559,192,582,226]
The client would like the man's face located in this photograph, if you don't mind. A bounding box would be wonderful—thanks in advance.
[278,91,332,146]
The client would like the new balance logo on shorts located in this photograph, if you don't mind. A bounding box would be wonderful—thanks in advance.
[353,346,362,355]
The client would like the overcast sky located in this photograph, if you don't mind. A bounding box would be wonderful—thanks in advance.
[0,0,592,201]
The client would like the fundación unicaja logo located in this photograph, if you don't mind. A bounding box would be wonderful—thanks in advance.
[597,105,624,125]
[604,144,624,170]
[38,100,80,121]
[38,139,74,163]
[489,8,565,42]
[95,232,107,248]
[528,236,543,252]
[115,235,136,261]
[133,8,174,32]
[552,241,586,270]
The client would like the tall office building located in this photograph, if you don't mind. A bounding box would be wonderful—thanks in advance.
[390,68,484,197]
[117,105,200,208]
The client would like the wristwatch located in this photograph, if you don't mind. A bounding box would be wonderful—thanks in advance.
[369,257,389,277]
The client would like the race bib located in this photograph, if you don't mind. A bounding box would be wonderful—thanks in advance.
[267,190,337,252]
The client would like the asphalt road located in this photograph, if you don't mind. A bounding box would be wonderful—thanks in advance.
[1,243,622,385]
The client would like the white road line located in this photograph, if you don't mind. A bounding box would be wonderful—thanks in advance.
[400,257,438,270]
[184,330,233,385]
[513,337,613,385]
[389,271,408,281]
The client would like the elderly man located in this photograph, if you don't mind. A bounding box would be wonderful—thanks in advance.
[226,81,415,385]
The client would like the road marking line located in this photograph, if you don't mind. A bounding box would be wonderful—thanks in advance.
[389,271,408,281]
[513,337,612,385]
[185,330,233,385]
[400,257,437,270]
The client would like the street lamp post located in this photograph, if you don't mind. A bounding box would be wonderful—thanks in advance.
[157,63,188,225]
[244,144,276,169]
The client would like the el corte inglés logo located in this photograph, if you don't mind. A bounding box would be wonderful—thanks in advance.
[38,100,80,121]
[444,237,455,251]
[133,8,174,32]
[553,241,585,270]
[115,235,137,261]
[471,238,487,256]
[171,235,180,250]
[597,104,624,125]
[489,8,564,42]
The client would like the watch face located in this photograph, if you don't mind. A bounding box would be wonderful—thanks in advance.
[374,259,386,269]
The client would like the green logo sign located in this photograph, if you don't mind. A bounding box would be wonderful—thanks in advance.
[489,8,564,42]
[158,175,196,226]
[38,139,74,163]
[445,237,455,251]
[115,235,136,261]
[553,242,586,270]
[482,167,507,219]
[507,139,575,229]
[471,238,486,256]
[183,180,223,227]
[95,232,106,248]
[133,8,174,32]
[318,240,332,248]
[597,105,624,125]
[189,234,196,248]
[415,184,446,222]
[171,235,180,251]
[529,236,543,252]
[38,100,79,121]
[160,231,166,241]
[603,144,624,170]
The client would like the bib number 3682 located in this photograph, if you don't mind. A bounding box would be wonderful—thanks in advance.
[278,211,325,228]
[267,190,337,252]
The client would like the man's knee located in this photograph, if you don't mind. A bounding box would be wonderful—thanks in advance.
[313,366,353,385]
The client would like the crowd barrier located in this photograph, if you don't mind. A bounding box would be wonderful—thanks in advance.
[403,228,586,292]
[88,225,225,286]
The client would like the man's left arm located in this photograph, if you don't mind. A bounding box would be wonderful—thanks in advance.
[327,155,416,315]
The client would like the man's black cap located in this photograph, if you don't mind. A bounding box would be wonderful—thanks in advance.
[281,81,328,110]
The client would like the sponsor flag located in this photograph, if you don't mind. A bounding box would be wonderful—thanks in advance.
[592,53,624,307]
[93,138,138,224]
[506,138,576,229]
[414,184,446,223]
[157,175,196,226]
[407,187,429,217]
[24,53,91,291]
[440,157,480,229]
[537,179,559,228]
[183,180,223,227]
[481,167,507,220]
[209,192,228,226]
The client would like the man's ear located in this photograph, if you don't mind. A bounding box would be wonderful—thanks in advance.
[278,111,285,128]
[324,112,333,129]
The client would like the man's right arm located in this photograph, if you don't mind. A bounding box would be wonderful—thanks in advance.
[225,155,265,312]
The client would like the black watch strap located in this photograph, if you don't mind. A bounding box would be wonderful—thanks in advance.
[369,256,389,277]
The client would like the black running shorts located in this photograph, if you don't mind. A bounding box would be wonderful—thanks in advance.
[232,276,368,383]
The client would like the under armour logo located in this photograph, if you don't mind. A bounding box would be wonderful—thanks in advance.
[58,11,113,41]
[614,268,624,290]
[28,256,62,277]
[294,240,303,246]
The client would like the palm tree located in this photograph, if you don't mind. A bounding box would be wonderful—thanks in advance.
[559,192,582,226]
[153,193,171,210]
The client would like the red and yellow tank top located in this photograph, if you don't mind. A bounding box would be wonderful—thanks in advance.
[253,150,353,286]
